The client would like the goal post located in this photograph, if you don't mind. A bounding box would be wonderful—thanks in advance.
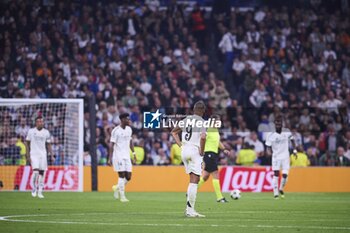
[0,99,84,192]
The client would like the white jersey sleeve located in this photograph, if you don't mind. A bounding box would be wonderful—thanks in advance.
[26,129,32,141]
[265,132,272,147]
[286,129,294,140]
[110,127,118,144]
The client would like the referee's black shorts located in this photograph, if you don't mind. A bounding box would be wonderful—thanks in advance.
[203,151,219,173]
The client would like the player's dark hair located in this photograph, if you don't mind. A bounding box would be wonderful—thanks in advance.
[119,113,129,120]
[194,100,206,111]
[35,116,43,122]
[275,114,283,121]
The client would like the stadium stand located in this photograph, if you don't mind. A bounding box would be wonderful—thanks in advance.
[0,0,349,166]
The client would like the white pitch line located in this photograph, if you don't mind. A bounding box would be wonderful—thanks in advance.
[0,214,350,231]
[44,210,350,215]
[51,218,348,223]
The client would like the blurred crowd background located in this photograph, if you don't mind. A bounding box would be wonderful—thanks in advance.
[0,0,349,167]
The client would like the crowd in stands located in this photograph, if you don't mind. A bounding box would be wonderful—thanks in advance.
[0,0,349,167]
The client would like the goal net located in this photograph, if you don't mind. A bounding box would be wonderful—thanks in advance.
[0,99,84,192]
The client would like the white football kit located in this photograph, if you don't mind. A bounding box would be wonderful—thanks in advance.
[181,115,206,176]
[110,125,132,172]
[265,128,294,174]
[26,128,51,170]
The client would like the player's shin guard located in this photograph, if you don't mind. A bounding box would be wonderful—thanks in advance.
[273,176,279,197]
[31,171,39,191]
[197,177,205,189]
[212,179,223,200]
[187,183,198,209]
[280,174,288,191]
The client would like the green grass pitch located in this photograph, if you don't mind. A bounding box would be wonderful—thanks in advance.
[0,192,349,233]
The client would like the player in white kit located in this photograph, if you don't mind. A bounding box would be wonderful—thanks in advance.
[108,113,136,202]
[265,115,297,199]
[25,116,53,198]
[171,101,206,217]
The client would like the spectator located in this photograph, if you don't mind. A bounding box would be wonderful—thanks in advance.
[210,80,230,109]
[290,147,310,167]
[249,83,268,108]
[325,91,342,114]
[145,0,160,12]
[335,147,350,166]
[345,144,350,161]
[326,127,338,154]
[153,148,170,166]
[15,118,30,138]
[246,54,265,75]
[232,56,246,75]
[142,153,154,165]
[323,44,337,60]
[306,147,319,166]
[3,137,21,165]
[15,136,26,165]
[299,109,311,126]
[106,87,118,107]
[83,151,91,166]
[218,27,235,74]
[190,4,206,49]
[132,140,145,165]
[246,25,260,44]
[122,86,138,108]
[236,143,257,166]
[257,114,273,141]
[244,132,264,158]
[319,152,336,166]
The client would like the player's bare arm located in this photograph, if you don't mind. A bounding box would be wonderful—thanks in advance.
[25,140,31,164]
[171,126,182,147]
[108,142,114,166]
[291,139,297,158]
[199,132,206,156]
[46,142,54,162]
[266,146,272,156]
[130,140,136,164]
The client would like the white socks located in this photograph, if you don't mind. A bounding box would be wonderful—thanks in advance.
[38,174,44,193]
[118,178,125,198]
[280,176,288,191]
[32,171,39,190]
[187,183,198,209]
[273,176,279,196]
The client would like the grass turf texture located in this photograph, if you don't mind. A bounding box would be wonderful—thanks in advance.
[0,192,349,233]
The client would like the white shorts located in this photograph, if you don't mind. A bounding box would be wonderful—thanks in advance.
[31,156,47,171]
[272,158,290,174]
[181,145,202,176]
[113,157,132,172]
